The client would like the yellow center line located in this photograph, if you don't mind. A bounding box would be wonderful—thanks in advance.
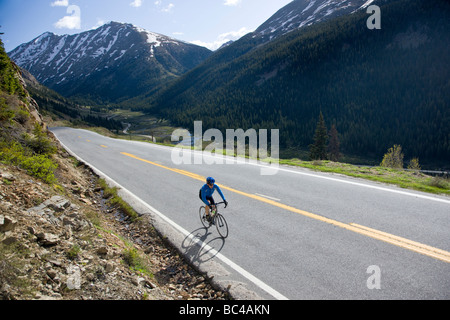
[100,145,108,148]
[121,152,450,263]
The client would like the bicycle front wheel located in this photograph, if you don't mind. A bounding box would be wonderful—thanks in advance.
[199,206,210,228]
[215,213,229,238]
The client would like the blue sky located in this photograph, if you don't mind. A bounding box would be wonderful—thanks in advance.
[0,0,292,52]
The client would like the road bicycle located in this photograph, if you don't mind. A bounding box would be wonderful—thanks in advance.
[199,201,229,238]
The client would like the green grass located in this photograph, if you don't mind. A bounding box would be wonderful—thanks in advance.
[67,245,81,260]
[97,178,139,220]
[121,248,153,277]
[278,159,450,195]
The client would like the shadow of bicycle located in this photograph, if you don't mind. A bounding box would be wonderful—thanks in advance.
[181,227,226,264]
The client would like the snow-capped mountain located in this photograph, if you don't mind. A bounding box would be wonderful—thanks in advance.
[8,22,211,103]
[254,0,379,42]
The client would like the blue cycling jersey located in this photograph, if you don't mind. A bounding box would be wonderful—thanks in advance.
[200,183,226,206]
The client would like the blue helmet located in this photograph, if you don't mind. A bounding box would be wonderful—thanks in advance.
[206,177,215,184]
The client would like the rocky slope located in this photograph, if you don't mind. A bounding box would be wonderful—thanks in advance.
[1,38,228,300]
[0,147,230,300]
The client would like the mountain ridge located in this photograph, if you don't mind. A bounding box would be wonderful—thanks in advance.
[8,22,212,104]
[253,0,382,44]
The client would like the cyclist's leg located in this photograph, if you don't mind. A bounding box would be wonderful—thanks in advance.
[205,196,215,219]
[200,191,210,216]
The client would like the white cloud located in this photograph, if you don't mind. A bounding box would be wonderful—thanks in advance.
[91,19,106,30]
[54,5,81,30]
[162,3,174,12]
[224,0,242,6]
[154,1,174,13]
[191,27,252,51]
[51,0,69,7]
[130,0,143,8]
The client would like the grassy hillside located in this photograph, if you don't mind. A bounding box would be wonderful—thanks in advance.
[0,38,59,184]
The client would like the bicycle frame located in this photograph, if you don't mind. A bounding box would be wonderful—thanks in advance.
[199,201,229,238]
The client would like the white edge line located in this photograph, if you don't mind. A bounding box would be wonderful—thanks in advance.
[53,133,289,301]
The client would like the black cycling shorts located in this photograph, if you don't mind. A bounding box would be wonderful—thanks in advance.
[199,190,215,205]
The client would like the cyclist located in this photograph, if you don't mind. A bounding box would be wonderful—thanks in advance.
[199,177,228,221]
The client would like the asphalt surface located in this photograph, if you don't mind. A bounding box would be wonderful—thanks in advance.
[51,127,450,300]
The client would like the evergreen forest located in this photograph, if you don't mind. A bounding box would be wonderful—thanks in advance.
[140,0,449,168]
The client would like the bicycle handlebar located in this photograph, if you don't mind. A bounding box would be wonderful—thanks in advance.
[209,201,227,208]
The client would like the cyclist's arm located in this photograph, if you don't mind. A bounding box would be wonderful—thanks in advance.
[215,185,226,202]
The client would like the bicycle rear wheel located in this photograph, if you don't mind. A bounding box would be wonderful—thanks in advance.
[215,213,229,238]
[199,206,210,228]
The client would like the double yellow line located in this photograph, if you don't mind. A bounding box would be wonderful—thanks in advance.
[121,152,450,264]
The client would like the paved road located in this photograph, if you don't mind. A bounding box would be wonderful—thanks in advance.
[51,127,450,300]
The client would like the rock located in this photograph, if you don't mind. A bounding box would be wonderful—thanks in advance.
[96,246,110,257]
[36,232,60,246]
[66,265,81,290]
[62,216,76,227]
[2,236,18,245]
[168,284,177,291]
[47,269,58,280]
[104,262,115,273]
[28,226,36,235]
[44,196,70,212]
[1,172,16,181]
[0,215,17,233]
[80,198,92,205]
[48,259,63,267]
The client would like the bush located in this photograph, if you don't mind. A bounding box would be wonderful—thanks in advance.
[407,158,421,171]
[0,141,58,184]
[14,106,30,125]
[0,97,14,122]
[380,144,404,169]
[23,123,56,155]
[20,154,58,184]
[23,132,57,156]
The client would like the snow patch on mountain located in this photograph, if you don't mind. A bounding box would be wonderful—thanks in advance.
[253,0,383,43]
[7,21,212,102]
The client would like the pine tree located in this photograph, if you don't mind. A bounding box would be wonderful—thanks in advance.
[328,124,340,162]
[309,112,328,160]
